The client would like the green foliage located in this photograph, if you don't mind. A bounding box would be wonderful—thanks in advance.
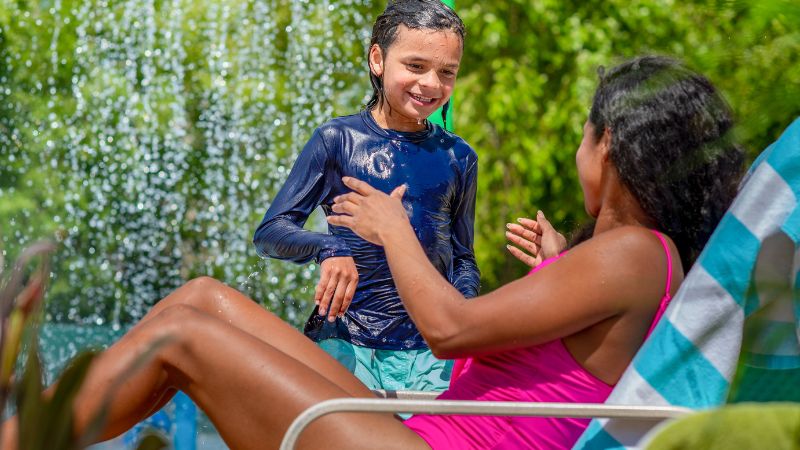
[17,349,97,450]
[0,0,382,326]
[645,402,800,449]
[456,0,800,290]
[1,0,798,313]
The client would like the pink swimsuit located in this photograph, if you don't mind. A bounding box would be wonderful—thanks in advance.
[404,231,674,449]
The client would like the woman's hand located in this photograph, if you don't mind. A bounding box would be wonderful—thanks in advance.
[327,177,410,246]
[505,211,567,268]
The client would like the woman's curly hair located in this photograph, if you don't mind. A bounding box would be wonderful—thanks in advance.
[589,56,745,268]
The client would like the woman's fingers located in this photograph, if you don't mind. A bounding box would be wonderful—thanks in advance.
[506,223,540,249]
[327,214,353,229]
[331,200,358,215]
[506,214,555,268]
[507,222,538,241]
[505,228,540,254]
[506,244,537,267]
[516,217,542,233]
[342,176,376,195]
[333,192,362,205]
[390,184,407,199]
[536,211,568,259]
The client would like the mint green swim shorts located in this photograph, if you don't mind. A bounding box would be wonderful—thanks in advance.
[318,338,453,392]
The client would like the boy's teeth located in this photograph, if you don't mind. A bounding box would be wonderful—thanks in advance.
[412,94,432,102]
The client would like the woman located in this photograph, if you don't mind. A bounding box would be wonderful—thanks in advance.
[3,56,744,449]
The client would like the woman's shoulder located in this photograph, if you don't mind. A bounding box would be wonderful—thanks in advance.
[570,225,678,284]
[589,225,663,246]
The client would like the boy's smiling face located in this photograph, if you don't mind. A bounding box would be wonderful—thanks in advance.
[369,25,462,132]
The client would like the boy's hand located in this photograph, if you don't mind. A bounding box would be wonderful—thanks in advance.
[316,256,358,322]
[505,211,567,268]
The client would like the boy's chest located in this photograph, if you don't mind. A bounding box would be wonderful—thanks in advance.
[340,143,461,213]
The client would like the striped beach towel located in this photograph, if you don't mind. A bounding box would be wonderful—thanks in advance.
[574,118,800,449]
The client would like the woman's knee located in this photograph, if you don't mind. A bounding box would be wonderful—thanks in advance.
[173,276,229,310]
[184,276,227,296]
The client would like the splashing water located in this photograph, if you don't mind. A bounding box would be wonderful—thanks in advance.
[0,0,378,330]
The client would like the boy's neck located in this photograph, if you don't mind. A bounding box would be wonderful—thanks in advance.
[370,107,427,133]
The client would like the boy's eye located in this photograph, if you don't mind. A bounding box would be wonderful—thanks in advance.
[406,63,423,71]
[441,70,456,78]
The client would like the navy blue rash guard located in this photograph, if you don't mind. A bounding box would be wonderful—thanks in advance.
[253,109,480,350]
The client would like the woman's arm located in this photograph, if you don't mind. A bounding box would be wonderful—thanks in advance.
[329,177,671,359]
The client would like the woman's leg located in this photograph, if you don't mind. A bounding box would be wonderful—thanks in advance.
[137,277,368,396]
[70,304,428,450]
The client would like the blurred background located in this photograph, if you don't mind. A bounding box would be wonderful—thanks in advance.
[1,0,798,447]
[0,0,798,418]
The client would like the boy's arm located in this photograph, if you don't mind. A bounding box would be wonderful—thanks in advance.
[253,129,351,264]
[450,157,480,298]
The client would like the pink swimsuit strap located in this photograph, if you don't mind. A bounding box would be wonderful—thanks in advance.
[645,230,674,338]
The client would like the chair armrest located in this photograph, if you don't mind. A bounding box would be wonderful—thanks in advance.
[279,398,691,450]
[371,389,440,400]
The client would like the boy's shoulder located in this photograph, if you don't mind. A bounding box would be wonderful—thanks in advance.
[315,113,362,138]
[433,125,478,162]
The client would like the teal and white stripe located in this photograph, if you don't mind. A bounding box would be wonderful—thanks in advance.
[574,117,800,449]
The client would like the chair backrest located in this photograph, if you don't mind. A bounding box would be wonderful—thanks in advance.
[574,117,800,449]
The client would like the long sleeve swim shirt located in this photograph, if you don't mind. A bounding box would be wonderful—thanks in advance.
[253,110,480,350]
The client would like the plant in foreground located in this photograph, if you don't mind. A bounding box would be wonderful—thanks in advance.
[0,241,168,450]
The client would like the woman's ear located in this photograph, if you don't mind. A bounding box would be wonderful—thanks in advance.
[599,127,612,163]
[369,44,384,78]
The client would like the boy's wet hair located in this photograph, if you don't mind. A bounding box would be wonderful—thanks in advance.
[588,55,745,268]
[366,0,465,111]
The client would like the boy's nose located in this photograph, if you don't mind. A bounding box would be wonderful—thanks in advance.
[418,70,441,90]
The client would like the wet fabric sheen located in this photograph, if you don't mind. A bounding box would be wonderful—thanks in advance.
[253,110,479,349]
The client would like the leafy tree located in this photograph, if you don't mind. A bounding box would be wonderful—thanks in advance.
[1,0,797,322]
[455,0,800,290]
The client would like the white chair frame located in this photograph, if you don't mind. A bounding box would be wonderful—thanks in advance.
[279,390,691,450]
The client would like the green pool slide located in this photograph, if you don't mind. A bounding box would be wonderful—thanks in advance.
[428,0,456,132]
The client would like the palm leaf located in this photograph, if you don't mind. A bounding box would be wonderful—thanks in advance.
[42,351,99,450]
[16,342,45,450]
[77,335,174,449]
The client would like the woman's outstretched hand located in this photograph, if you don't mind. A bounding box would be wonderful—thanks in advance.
[505,211,567,268]
[327,177,409,246]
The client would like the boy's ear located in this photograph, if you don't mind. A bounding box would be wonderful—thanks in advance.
[369,44,384,77]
